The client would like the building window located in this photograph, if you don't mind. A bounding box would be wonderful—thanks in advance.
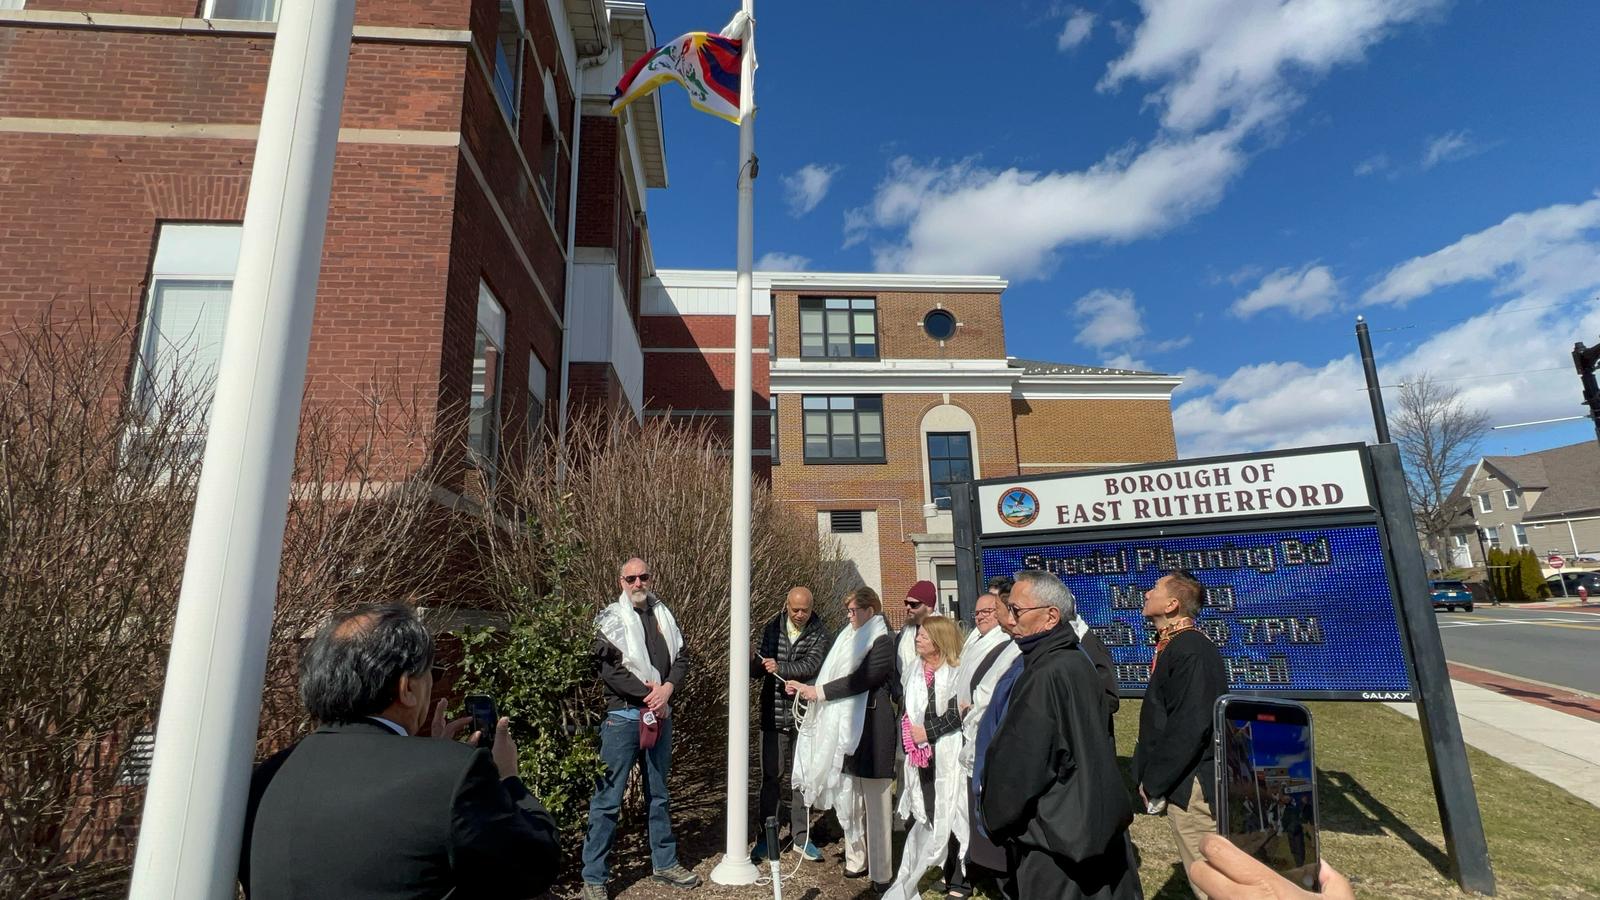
[1452,534,1468,549]
[1484,526,1501,549]
[205,0,278,21]
[802,395,884,463]
[1513,524,1529,548]
[923,308,957,341]
[492,0,525,125]
[470,282,507,474]
[133,224,242,444]
[829,510,864,533]
[117,730,156,786]
[1503,489,1519,509]
[525,351,547,449]
[534,71,561,210]
[1477,493,1492,513]
[0,0,27,9]
[927,432,974,510]
[769,395,779,465]
[799,297,877,359]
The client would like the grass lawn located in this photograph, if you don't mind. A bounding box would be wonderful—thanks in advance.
[951,701,1600,899]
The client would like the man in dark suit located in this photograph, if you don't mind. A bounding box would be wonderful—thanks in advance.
[241,603,560,899]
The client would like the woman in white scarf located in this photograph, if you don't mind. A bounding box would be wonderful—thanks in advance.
[882,615,969,900]
[787,587,897,890]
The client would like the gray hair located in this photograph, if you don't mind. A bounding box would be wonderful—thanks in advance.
[1013,570,1076,620]
[300,603,433,724]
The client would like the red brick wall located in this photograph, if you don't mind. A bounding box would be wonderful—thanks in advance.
[1012,397,1178,466]
[574,115,617,249]
[20,0,469,28]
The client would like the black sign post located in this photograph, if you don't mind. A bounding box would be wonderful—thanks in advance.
[955,444,1495,895]
[1369,442,1495,894]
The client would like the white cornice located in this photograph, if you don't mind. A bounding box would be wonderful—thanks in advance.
[655,269,1006,293]
[769,359,1181,399]
[1014,374,1181,401]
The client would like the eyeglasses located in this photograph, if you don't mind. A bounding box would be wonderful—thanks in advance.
[623,573,652,584]
[846,605,869,616]
[1005,602,1048,617]
[974,608,996,618]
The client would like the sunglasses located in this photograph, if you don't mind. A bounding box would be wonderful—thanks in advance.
[905,600,925,609]
[623,573,652,584]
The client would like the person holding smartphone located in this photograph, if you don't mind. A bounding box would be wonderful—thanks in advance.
[239,603,560,900]
[1132,571,1229,899]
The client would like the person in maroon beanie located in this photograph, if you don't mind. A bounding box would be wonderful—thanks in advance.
[892,580,939,706]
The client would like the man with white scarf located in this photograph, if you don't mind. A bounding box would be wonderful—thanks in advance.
[580,558,699,899]
[954,584,1021,882]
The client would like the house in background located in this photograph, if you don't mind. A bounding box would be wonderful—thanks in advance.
[640,269,1185,624]
[1445,440,1600,567]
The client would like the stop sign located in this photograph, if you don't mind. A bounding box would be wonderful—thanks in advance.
[1550,554,1566,570]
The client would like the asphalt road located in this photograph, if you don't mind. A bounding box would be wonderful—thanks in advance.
[1436,605,1600,695]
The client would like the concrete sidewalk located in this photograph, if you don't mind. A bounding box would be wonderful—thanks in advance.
[1388,679,1600,808]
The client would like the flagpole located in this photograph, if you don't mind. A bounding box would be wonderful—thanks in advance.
[710,0,761,886]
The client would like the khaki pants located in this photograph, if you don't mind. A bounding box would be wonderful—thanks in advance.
[842,776,893,884]
[1164,779,1216,900]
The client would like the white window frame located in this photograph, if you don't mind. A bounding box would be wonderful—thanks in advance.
[1484,526,1501,549]
[470,282,508,475]
[204,0,280,22]
[1513,524,1529,548]
[1503,489,1519,509]
[492,0,527,128]
[1477,493,1492,513]
[0,1,29,11]
[525,350,547,447]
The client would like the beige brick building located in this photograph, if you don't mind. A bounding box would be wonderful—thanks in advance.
[642,270,1182,624]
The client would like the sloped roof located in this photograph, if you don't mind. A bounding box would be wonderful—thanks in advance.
[1482,454,1550,490]
[1007,357,1170,377]
[1517,441,1600,521]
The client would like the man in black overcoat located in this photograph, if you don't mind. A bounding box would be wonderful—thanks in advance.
[241,603,560,900]
[982,571,1142,900]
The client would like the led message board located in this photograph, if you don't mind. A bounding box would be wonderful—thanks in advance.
[971,446,1414,701]
[981,523,1412,699]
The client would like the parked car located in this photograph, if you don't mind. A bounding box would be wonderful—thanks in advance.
[1430,580,1474,612]
[1545,572,1600,597]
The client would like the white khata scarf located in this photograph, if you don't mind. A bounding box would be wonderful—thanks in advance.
[883,660,964,900]
[896,621,920,678]
[595,592,683,688]
[792,613,890,850]
[954,626,1010,709]
[957,631,1021,773]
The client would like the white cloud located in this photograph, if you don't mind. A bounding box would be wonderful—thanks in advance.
[847,129,1247,278]
[1073,289,1146,349]
[1172,368,1219,394]
[755,251,811,272]
[1152,335,1194,352]
[846,0,1442,280]
[1102,352,1150,371]
[1365,195,1600,305]
[782,164,840,217]
[1100,0,1444,133]
[1058,9,1097,51]
[1354,153,1391,177]
[1421,130,1484,170]
[1178,196,1600,457]
[1231,264,1340,318]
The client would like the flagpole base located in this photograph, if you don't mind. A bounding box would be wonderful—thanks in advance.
[710,855,761,886]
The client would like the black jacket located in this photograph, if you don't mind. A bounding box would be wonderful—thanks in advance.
[1132,628,1229,809]
[1079,628,1121,737]
[241,719,560,899]
[820,629,897,779]
[981,625,1140,900]
[752,612,831,732]
[595,597,689,713]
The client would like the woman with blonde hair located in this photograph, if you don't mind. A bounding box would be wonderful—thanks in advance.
[788,587,897,890]
[883,614,969,900]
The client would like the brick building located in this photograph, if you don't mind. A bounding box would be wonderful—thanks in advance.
[0,0,663,485]
[642,269,1183,623]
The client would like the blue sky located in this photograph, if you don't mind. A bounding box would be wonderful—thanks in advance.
[641,1,1600,459]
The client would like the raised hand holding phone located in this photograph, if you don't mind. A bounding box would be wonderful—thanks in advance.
[1213,695,1322,891]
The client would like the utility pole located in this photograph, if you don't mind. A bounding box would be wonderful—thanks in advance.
[1356,316,1392,443]
[1572,340,1600,449]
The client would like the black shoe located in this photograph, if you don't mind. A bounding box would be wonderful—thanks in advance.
[844,867,868,879]
[652,865,702,889]
[871,881,893,895]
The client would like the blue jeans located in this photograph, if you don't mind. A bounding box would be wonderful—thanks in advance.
[581,712,679,884]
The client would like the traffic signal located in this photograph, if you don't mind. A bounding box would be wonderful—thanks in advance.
[1575,341,1600,426]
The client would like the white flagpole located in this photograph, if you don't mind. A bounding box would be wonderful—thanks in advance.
[710,0,761,886]
[127,0,355,895]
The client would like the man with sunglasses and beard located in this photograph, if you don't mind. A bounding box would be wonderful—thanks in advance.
[892,580,940,706]
[581,558,700,899]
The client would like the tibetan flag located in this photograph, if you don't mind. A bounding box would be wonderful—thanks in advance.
[611,30,743,124]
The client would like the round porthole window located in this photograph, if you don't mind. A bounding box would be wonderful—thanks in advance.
[923,309,957,340]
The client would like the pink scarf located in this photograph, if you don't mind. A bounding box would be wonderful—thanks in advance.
[900,663,935,767]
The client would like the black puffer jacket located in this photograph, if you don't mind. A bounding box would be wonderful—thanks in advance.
[752,612,831,733]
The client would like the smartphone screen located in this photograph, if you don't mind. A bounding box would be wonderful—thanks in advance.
[1214,696,1320,891]
[465,694,497,749]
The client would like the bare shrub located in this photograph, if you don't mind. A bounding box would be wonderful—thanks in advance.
[0,312,201,896]
[467,409,844,804]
